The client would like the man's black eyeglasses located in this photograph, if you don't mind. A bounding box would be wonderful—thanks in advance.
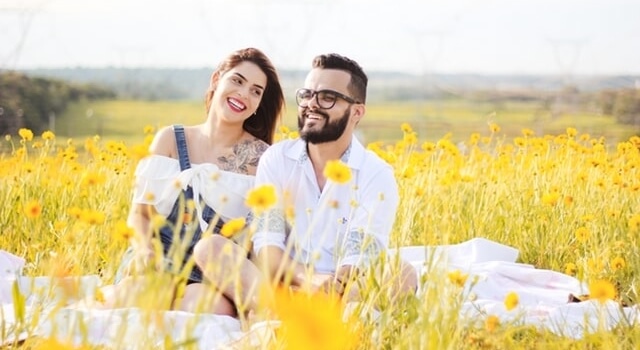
[295,88,360,109]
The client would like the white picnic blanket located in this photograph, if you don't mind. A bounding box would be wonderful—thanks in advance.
[1,238,637,348]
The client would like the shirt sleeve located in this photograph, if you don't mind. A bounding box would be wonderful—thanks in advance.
[130,156,182,214]
[251,146,288,254]
[337,164,399,268]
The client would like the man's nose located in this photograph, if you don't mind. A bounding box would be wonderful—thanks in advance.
[306,92,320,109]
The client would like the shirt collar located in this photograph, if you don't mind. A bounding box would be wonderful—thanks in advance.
[287,136,366,170]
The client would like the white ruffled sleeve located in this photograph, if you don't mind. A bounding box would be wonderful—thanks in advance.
[198,168,254,221]
[131,155,183,216]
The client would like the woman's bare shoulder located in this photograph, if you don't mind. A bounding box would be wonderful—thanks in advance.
[149,125,178,157]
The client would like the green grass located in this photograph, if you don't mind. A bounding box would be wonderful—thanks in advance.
[54,99,637,146]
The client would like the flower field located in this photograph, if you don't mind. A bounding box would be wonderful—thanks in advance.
[1,123,639,349]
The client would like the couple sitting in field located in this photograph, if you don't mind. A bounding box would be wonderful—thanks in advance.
[108,48,417,317]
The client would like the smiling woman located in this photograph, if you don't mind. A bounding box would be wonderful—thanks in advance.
[101,47,285,317]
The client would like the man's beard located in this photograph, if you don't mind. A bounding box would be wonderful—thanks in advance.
[298,106,350,144]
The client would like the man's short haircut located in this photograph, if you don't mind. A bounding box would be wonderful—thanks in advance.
[311,54,368,104]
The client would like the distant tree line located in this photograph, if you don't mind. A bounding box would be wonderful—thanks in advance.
[597,88,640,127]
[0,71,116,136]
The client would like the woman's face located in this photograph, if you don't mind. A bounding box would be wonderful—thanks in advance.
[211,61,267,124]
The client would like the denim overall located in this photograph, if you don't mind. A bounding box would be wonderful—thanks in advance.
[116,124,224,284]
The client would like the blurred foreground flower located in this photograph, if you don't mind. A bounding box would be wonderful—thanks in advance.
[504,291,519,311]
[33,337,86,350]
[447,269,468,287]
[324,160,352,184]
[485,315,500,333]
[589,279,616,303]
[269,287,355,350]
[220,217,246,238]
[246,184,277,212]
[24,200,42,219]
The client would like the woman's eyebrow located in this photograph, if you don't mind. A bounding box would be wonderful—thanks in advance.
[233,72,264,90]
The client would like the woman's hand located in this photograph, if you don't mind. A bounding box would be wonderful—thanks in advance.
[129,245,157,274]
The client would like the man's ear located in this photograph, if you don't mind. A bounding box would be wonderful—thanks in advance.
[351,104,365,124]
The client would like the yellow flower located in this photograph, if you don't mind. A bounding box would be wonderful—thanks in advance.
[246,184,277,212]
[67,206,82,219]
[220,217,246,238]
[575,226,590,243]
[504,291,519,311]
[81,171,106,187]
[403,132,417,145]
[566,127,578,137]
[447,270,469,287]
[270,288,354,350]
[113,221,134,241]
[80,210,106,225]
[564,262,577,276]
[421,141,436,152]
[18,128,34,141]
[521,128,535,137]
[400,122,413,133]
[53,220,67,231]
[41,130,55,140]
[488,122,501,133]
[94,288,106,304]
[288,131,300,139]
[485,315,500,333]
[24,200,42,219]
[611,256,626,271]
[285,206,296,222]
[32,337,80,350]
[587,258,604,274]
[563,195,574,206]
[323,160,352,184]
[279,125,290,134]
[143,125,155,134]
[628,214,640,233]
[589,280,616,303]
[541,192,560,206]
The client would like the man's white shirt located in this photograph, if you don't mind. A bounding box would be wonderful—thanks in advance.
[252,136,399,274]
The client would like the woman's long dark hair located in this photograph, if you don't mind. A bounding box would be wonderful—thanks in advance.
[205,48,285,145]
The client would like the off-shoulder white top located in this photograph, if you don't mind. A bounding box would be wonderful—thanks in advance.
[129,155,255,231]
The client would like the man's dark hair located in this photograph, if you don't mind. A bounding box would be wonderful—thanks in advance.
[311,54,368,104]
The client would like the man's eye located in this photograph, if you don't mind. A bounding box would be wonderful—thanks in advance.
[320,93,336,102]
[231,77,242,84]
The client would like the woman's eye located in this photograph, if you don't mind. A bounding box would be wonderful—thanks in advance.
[252,89,262,97]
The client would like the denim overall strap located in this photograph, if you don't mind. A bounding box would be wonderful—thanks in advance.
[173,124,191,171]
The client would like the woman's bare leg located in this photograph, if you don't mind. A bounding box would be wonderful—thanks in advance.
[176,283,236,316]
[193,235,264,313]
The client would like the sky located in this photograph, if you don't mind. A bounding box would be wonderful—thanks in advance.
[1,0,639,75]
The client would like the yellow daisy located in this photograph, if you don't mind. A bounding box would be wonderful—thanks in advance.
[323,160,352,184]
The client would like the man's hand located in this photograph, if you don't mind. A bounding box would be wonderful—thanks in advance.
[318,274,347,296]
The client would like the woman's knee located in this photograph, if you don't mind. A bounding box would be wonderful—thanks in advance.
[193,235,238,267]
